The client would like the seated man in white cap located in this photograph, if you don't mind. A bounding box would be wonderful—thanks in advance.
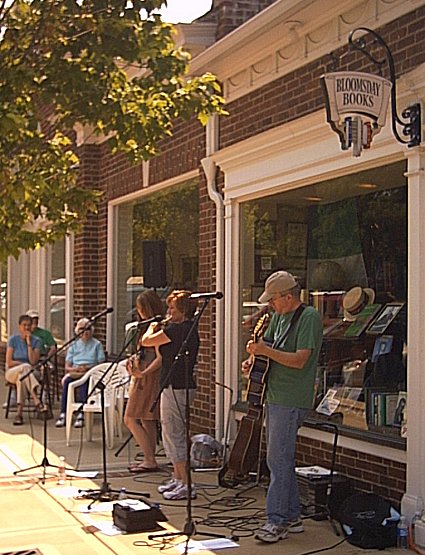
[55,318,105,428]
[26,309,57,358]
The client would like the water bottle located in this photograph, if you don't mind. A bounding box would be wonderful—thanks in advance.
[57,456,66,485]
[411,511,422,546]
[397,515,409,550]
[118,487,127,500]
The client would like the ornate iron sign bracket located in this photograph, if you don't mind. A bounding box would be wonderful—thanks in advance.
[348,27,421,148]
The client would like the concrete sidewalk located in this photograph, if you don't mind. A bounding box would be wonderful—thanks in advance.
[0,395,407,555]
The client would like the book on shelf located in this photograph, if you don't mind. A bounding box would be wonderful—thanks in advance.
[344,304,382,338]
[366,389,400,427]
[371,335,394,362]
[393,391,407,428]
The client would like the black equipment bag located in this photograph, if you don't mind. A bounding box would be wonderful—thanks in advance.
[338,492,398,549]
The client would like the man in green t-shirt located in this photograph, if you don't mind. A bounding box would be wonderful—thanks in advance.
[244,270,323,544]
[26,310,57,357]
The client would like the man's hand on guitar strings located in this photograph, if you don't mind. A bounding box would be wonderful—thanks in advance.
[247,338,267,357]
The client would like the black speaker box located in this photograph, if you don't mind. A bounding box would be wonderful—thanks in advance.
[142,240,167,289]
[297,474,352,521]
[113,501,168,532]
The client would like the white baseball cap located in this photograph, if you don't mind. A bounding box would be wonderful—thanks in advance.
[26,309,39,319]
[258,271,298,303]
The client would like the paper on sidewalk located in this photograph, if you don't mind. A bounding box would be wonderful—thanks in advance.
[174,538,239,553]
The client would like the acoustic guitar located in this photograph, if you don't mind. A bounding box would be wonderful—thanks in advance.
[218,304,306,488]
[218,313,271,488]
[246,314,272,406]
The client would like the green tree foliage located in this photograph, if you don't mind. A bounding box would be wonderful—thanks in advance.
[0,0,226,260]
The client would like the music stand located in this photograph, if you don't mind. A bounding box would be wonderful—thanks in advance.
[148,296,226,551]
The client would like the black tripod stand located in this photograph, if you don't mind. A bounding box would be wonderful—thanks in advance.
[77,373,150,509]
[14,358,56,484]
[148,295,226,551]
[13,326,89,483]
[303,422,340,536]
[77,316,161,507]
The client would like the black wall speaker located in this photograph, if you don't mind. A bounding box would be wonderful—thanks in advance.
[142,240,167,289]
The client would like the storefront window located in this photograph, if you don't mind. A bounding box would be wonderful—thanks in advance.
[240,161,407,437]
[114,179,199,351]
[50,239,66,345]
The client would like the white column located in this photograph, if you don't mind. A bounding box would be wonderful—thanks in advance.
[223,196,240,439]
[28,246,50,326]
[402,146,425,535]
[65,234,74,340]
[8,253,30,333]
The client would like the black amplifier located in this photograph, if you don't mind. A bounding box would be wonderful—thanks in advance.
[113,500,168,532]
[297,473,352,521]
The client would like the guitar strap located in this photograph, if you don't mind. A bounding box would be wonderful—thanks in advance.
[273,303,306,351]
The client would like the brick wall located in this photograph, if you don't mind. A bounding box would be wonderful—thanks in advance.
[103,149,143,202]
[191,171,218,435]
[297,436,406,508]
[213,0,279,40]
[73,143,108,343]
[220,5,425,148]
[149,117,207,186]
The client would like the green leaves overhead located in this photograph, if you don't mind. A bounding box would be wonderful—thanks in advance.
[0,0,226,260]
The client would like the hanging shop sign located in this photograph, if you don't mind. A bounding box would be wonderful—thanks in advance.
[321,27,421,157]
[321,71,392,157]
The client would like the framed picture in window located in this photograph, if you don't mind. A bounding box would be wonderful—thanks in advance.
[344,304,382,338]
[366,302,405,335]
[286,222,308,257]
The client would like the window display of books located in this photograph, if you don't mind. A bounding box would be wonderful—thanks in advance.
[366,389,407,436]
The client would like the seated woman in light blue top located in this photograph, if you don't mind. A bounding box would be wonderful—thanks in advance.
[55,318,105,429]
[6,314,42,425]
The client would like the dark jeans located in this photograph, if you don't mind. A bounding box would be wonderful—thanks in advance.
[60,376,89,415]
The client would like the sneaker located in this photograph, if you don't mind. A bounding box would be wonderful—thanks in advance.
[255,522,288,543]
[158,478,181,494]
[162,483,196,500]
[74,415,84,428]
[288,518,304,533]
[55,414,66,427]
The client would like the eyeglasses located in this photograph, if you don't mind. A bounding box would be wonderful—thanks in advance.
[77,327,92,333]
[270,291,291,302]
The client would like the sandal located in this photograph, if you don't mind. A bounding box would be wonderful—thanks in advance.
[13,414,24,426]
[129,464,160,474]
[36,403,53,420]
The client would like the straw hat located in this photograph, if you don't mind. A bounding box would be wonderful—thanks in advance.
[343,286,375,322]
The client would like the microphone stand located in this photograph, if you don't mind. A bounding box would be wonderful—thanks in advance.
[149,298,226,551]
[78,318,154,507]
[14,323,96,483]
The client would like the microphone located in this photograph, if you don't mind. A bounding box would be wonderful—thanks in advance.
[190,291,224,300]
[87,307,114,323]
[136,315,163,326]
